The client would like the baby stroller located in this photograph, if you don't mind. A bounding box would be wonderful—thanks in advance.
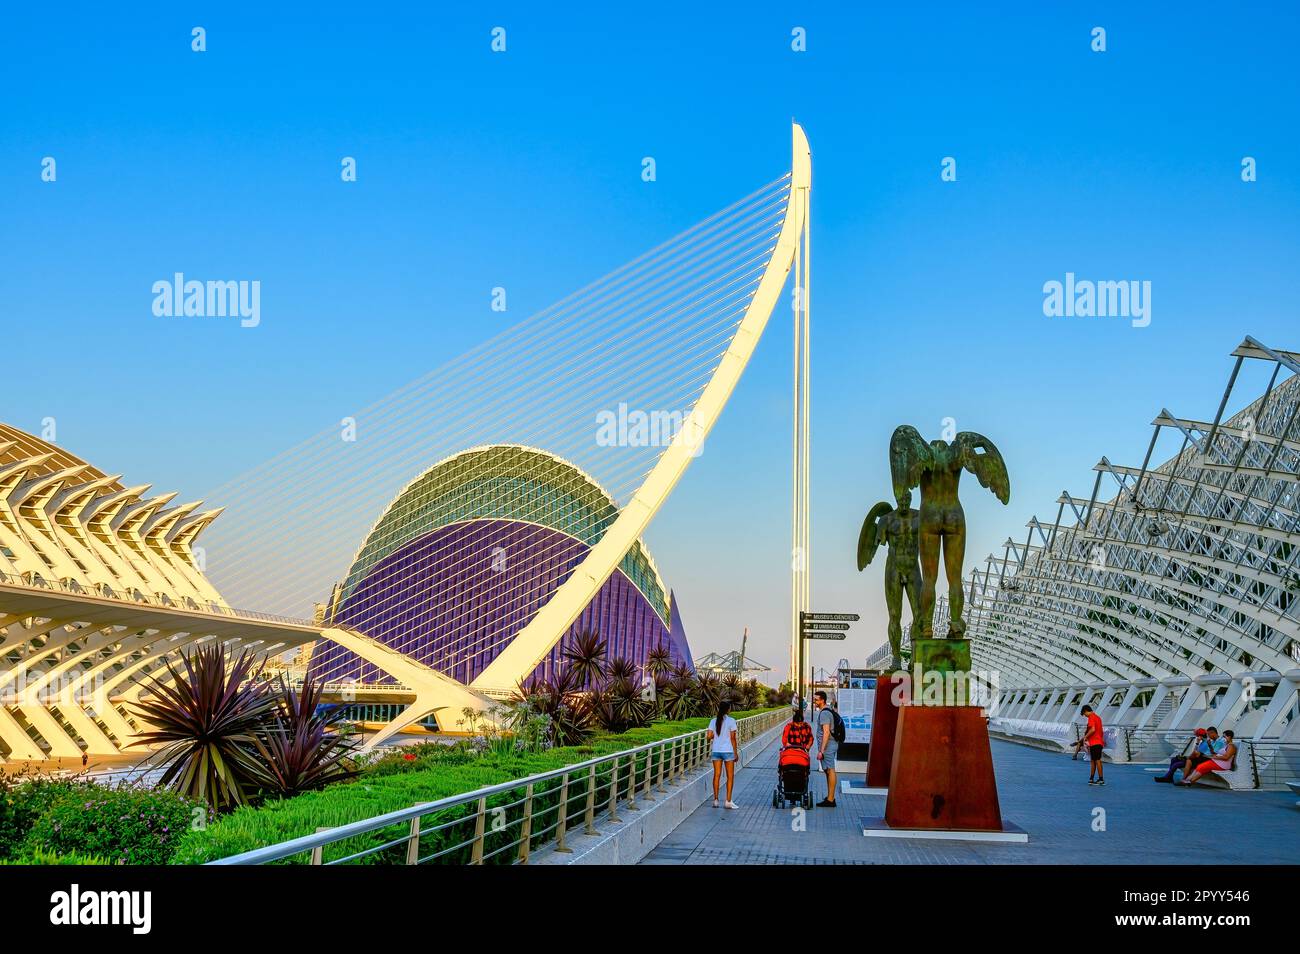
[772,718,815,809]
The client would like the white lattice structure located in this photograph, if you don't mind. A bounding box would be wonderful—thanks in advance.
[0,422,318,762]
[962,338,1300,767]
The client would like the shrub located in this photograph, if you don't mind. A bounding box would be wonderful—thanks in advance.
[129,647,278,812]
[0,774,82,861]
[130,647,359,812]
[247,680,359,797]
[1,846,110,865]
[363,741,478,777]
[23,786,205,866]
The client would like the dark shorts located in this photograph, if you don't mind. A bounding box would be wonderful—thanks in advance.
[1089,744,1104,760]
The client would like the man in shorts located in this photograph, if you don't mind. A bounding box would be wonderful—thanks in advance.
[1081,704,1105,786]
[814,690,838,807]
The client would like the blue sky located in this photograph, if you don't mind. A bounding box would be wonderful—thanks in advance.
[3,2,1298,677]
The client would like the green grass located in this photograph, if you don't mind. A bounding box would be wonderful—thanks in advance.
[171,708,776,865]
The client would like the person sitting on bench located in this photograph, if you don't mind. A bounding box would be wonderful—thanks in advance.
[1179,730,1237,785]
[1155,727,1218,783]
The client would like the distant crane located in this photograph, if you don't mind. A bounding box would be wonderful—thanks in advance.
[694,627,772,676]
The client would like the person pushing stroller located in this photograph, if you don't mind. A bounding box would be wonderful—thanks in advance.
[773,702,815,810]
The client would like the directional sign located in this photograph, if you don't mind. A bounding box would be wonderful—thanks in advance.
[803,631,847,640]
[803,612,860,622]
[801,621,850,632]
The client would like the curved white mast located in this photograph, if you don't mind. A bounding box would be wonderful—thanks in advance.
[473,123,813,693]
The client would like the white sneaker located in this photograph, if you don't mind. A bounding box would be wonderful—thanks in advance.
[725,801,738,810]
[712,798,719,808]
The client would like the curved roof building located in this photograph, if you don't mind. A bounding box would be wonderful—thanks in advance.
[0,422,315,764]
[0,423,225,609]
[308,445,694,700]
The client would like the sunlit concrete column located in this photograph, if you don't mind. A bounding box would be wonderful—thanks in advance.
[1132,682,1172,732]
[1202,676,1249,730]
[1168,680,1207,731]
[0,707,47,761]
[1252,671,1299,739]
[1051,687,1081,723]
[1109,684,1142,726]
[1027,689,1060,722]
[1098,683,1125,722]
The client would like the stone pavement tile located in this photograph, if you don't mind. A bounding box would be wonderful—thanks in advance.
[641,734,1300,865]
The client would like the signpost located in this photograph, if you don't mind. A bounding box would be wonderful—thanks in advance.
[798,612,861,702]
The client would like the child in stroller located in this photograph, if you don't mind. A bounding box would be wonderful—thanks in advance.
[773,705,815,809]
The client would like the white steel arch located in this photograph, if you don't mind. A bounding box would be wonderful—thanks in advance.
[471,123,812,694]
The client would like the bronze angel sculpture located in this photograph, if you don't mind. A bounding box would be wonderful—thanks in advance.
[858,491,922,670]
[889,425,1010,639]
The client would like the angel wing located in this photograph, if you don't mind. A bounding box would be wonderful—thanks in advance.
[953,431,1011,504]
[857,501,895,570]
[889,425,933,499]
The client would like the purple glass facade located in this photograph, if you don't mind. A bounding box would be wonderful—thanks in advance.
[309,517,693,689]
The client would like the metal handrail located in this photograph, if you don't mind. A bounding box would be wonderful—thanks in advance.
[208,706,788,865]
[0,567,316,628]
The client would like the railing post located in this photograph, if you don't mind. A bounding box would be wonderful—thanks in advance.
[626,752,639,811]
[555,773,572,853]
[642,746,655,801]
[405,816,421,865]
[585,764,598,834]
[517,783,535,864]
[470,796,487,865]
[607,756,621,822]
[310,826,329,866]
[656,740,667,793]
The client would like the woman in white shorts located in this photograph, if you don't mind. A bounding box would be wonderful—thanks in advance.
[707,700,739,809]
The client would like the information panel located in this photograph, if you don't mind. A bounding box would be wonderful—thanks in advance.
[836,678,876,745]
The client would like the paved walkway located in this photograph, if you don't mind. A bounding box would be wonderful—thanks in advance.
[641,735,1300,864]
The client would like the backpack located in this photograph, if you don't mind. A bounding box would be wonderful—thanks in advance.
[826,708,846,744]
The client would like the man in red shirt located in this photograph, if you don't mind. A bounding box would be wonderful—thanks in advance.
[1081,704,1105,786]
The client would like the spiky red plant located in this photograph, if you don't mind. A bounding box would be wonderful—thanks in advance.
[247,679,358,797]
[129,647,276,812]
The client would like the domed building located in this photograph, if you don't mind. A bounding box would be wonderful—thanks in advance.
[308,445,694,704]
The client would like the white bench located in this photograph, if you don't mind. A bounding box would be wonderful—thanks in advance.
[1184,757,1255,790]
[990,717,1121,756]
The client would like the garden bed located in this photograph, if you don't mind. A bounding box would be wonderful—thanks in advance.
[170,708,777,865]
